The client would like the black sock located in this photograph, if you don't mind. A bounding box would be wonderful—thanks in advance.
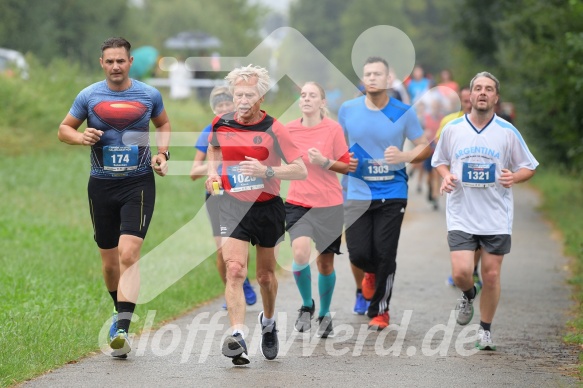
[463,286,476,301]
[117,301,136,333]
[109,290,118,312]
[356,288,362,295]
[480,321,491,332]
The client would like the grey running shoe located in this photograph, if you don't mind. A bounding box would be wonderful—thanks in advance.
[316,315,334,338]
[455,293,474,325]
[221,333,250,365]
[294,299,315,332]
[258,312,279,360]
[476,328,497,351]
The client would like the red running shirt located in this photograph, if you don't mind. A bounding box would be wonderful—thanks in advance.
[209,111,302,202]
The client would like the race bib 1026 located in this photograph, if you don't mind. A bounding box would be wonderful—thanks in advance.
[227,165,265,192]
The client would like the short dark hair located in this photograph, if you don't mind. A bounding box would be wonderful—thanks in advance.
[364,56,389,70]
[101,37,131,56]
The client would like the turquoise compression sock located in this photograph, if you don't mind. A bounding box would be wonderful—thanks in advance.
[292,261,313,308]
[318,270,336,317]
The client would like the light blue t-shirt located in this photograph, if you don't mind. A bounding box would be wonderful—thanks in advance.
[69,79,164,179]
[339,96,424,200]
[407,78,430,103]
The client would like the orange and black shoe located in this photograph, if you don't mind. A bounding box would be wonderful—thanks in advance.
[368,311,389,331]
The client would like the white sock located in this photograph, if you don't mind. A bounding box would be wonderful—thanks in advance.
[232,329,244,339]
[261,313,275,327]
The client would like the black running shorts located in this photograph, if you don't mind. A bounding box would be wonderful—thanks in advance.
[88,172,156,249]
[218,193,285,247]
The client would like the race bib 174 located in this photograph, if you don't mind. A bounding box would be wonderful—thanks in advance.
[103,145,138,172]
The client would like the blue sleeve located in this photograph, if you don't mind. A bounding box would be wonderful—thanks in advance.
[69,88,89,121]
[150,88,164,118]
[195,124,212,153]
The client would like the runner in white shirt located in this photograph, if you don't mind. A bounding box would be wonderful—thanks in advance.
[432,71,538,351]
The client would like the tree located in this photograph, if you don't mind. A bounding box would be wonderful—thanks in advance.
[127,0,263,58]
[456,0,583,169]
[0,0,129,67]
[0,0,263,69]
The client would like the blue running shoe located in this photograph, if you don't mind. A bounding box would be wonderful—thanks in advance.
[110,329,131,358]
[243,278,257,305]
[109,310,118,342]
[222,302,227,310]
[446,275,456,287]
[353,292,368,315]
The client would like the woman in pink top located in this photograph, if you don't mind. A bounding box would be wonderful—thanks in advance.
[285,82,353,338]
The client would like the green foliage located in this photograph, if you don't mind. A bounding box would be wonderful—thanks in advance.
[288,0,350,64]
[0,55,100,155]
[455,1,501,67]
[454,0,583,170]
[0,0,130,67]
[127,0,263,58]
[0,0,263,69]
[288,0,464,84]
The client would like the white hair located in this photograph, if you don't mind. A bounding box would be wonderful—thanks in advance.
[224,64,270,97]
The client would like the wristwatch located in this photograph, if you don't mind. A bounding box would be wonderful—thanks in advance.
[158,150,170,161]
[265,166,275,179]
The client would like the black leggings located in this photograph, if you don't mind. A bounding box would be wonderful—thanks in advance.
[345,199,407,317]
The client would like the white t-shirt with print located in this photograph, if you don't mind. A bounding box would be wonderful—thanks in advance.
[432,114,539,235]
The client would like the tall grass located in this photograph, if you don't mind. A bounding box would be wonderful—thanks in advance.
[529,168,583,375]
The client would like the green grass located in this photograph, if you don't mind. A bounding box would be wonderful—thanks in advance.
[529,169,583,377]
[0,136,230,386]
[0,58,298,387]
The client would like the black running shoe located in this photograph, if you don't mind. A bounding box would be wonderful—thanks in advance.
[221,333,250,365]
[258,312,279,360]
[316,315,334,338]
[294,299,315,332]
